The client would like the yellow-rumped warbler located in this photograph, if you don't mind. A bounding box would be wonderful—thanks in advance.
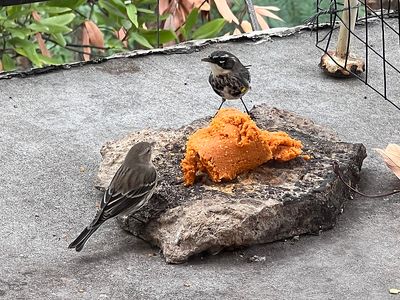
[201,50,251,114]
[68,142,157,252]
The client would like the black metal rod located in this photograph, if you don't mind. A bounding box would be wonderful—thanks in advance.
[380,0,388,99]
[316,43,400,111]
[364,0,369,84]
[156,0,160,48]
[244,0,261,31]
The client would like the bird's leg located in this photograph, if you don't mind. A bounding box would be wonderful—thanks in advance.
[214,98,226,117]
[240,97,250,115]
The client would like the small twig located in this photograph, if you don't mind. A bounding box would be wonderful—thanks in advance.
[89,2,95,20]
[73,9,87,19]
[43,36,111,50]
[332,161,400,198]
[64,46,107,57]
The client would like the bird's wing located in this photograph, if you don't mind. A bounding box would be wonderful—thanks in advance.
[239,68,251,84]
[91,165,157,226]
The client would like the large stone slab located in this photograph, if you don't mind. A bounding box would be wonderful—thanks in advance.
[95,104,366,263]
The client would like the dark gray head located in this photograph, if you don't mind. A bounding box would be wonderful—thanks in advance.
[124,142,154,166]
[201,51,241,70]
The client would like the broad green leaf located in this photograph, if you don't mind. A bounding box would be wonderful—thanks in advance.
[131,32,153,48]
[51,33,66,47]
[140,13,169,23]
[46,0,85,9]
[28,23,49,33]
[2,54,16,71]
[15,45,42,67]
[137,8,154,14]
[139,29,177,45]
[40,13,75,26]
[99,0,126,18]
[36,6,72,14]
[126,4,138,28]
[3,20,17,29]
[181,8,199,39]
[106,38,125,50]
[6,6,33,19]
[9,28,31,39]
[192,18,226,39]
[110,0,126,13]
[122,19,132,30]
[45,24,72,34]
[38,54,62,65]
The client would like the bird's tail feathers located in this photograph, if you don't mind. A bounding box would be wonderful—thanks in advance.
[68,224,101,252]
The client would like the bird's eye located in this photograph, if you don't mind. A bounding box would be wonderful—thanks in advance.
[219,60,225,64]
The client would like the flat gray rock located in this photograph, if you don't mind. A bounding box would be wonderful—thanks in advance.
[95,104,366,263]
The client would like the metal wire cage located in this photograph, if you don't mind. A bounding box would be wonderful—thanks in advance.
[313,0,400,111]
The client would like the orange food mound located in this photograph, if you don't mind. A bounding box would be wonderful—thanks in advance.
[181,108,303,186]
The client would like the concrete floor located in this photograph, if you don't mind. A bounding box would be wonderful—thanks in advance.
[0,20,399,299]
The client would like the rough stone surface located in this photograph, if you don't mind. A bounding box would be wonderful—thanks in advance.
[95,105,366,263]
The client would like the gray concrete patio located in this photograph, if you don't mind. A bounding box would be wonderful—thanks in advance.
[0,20,399,299]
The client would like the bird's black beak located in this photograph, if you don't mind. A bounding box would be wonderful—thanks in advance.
[201,57,213,63]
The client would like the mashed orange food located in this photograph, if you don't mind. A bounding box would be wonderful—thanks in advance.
[181,108,303,186]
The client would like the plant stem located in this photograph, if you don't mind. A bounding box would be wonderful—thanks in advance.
[336,0,358,58]
[43,36,111,50]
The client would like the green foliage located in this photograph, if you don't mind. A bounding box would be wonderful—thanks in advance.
[192,19,226,40]
[0,0,319,72]
[0,0,231,72]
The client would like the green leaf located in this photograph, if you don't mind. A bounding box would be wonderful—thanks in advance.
[51,33,66,47]
[110,0,126,12]
[36,6,72,14]
[6,5,33,19]
[99,0,126,18]
[106,38,125,51]
[38,54,62,65]
[137,8,154,14]
[126,4,138,28]
[28,22,71,34]
[2,54,16,71]
[2,20,18,29]
[181,8,199,39]
[40,13,75,26]
[28,23,49,33]
[131,32,153,49]
[14,43,42,67]
[46,0,85,9]
[9,28,31,39]
[192,18,226,39]
[45,24,72,34]
[139,29,177,45]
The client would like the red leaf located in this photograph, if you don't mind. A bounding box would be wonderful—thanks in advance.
[84,20,104,51]
[159,0,170,14]
[32,11,51,57]
[32,11,41,22]
[214,0,239,24]
[81,26,91,61]
[255,12,270,30]
[240,20,252,33]
[115,27,128,48]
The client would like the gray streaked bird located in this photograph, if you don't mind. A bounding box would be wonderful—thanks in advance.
[68,142,157,252]
[201,50,251,114]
